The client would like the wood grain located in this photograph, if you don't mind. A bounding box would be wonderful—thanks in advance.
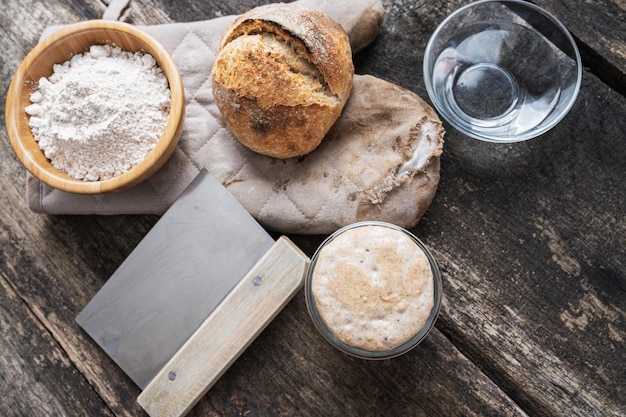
[0,271,115,417]
[358,3,626,415]
[0,0,624,416]
[534,0,626,94]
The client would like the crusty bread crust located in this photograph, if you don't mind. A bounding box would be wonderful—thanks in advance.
[212,3,354,159]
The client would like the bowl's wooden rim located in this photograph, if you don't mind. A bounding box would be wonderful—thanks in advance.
[5,20,185,195]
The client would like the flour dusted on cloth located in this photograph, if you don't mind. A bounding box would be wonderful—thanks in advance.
[25,44,170,181]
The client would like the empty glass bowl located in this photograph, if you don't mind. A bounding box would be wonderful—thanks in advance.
[423,0,582,143]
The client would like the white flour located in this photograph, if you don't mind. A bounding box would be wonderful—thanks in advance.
[25,44,170,181]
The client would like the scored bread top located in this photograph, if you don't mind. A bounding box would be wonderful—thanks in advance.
[215,27,338,108]
[216,3,354,104]
[212,3,355,158]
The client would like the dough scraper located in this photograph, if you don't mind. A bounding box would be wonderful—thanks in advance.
[76,168,309,417]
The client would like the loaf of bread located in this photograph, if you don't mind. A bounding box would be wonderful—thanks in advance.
[211,3,354,159]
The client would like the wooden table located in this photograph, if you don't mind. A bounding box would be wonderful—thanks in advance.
[1,0,625,416]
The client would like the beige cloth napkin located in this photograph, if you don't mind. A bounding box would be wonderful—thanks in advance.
[27,0,444,234]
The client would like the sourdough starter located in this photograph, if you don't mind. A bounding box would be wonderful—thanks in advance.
[311,224,435,352]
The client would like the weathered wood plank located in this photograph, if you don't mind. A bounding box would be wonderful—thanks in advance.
[428,74,626,416]
[1,0,625,416]
[0,272,115,417]
[1,1,153,414]
[534,0,626,94]
[184,293,529,417]
[0,180,157,416]
[1,3,531,416]
[351,1,626,416]
[0,185,529,417]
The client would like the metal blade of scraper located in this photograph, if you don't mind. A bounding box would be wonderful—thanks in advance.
[76,168,275,389]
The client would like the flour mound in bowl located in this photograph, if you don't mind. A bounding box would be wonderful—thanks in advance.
[25,44,171,181]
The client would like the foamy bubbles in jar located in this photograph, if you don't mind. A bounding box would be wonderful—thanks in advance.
[305,221,442,359]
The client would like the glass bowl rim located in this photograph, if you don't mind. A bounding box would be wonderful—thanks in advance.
[422,0,583,143]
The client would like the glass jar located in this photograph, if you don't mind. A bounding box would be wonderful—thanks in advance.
[305,221,442,359]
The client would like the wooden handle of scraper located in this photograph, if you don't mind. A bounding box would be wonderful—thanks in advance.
[137,236,310,417]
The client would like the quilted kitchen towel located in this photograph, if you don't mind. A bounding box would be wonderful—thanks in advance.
[26,0,444,234]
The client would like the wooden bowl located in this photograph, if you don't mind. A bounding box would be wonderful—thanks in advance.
[5,20,185,194]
